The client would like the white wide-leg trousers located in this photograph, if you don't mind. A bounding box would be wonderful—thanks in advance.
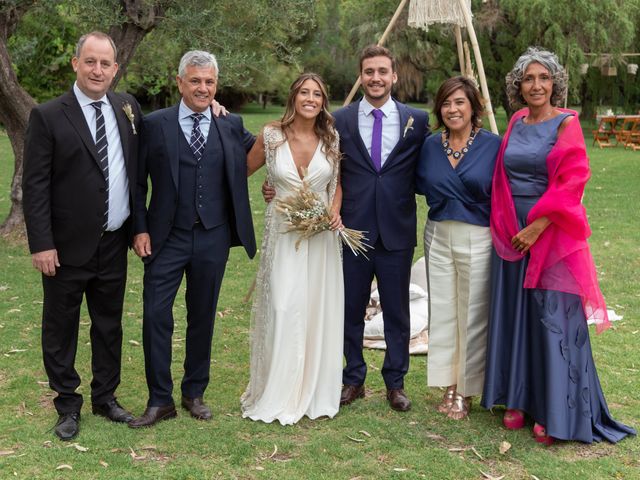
[424,219,492,396]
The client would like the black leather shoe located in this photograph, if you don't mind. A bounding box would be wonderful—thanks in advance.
[54,412,80,441]
[181,396,212,420]
[128,405,177,428]
[387,388,411,412]
[92,399,134,423]
[340,384,365,406]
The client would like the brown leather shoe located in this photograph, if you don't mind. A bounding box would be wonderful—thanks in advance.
[387,388,411,412]
[181,396,212,420]
[340,384,365,406]
[128,405,177,428]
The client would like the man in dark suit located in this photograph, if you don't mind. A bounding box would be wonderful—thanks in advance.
[23,31,141,440]
[333,45,429,411]
[129,50,256,428]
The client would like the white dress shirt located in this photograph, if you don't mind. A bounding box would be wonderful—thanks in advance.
[358,97,400,168]
[73,82,129,231]
[178,100,211,144]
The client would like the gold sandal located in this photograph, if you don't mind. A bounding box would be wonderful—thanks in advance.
[447,393,471,420]
[436,385,456,413]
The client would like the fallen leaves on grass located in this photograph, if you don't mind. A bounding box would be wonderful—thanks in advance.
[347,435,365,443]
[56,464,73,470]
[269,445,278,458]
[0,450,15,456]
[359,430,371,437]
[470,447,484,460]
[5,349,26,354]
[129,447,146,460]
[66,443,88,452]
[393,467,408,472]
[18,402,33,416]
[499,441,512,454]
[480,471,504,480]
[99,460,109,468]
[128,340,140,347]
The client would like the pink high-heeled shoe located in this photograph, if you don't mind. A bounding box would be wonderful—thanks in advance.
[503,409,525,430]
[533,423,555,445]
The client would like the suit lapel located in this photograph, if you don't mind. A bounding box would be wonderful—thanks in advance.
[211,113,235,186]
[346,102,377,172]
[107,92,131,168]
[161,105,181,191]
[61,90,100,168]
[383,100,410,171]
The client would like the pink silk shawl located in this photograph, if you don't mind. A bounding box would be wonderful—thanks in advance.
[490,108,610,333]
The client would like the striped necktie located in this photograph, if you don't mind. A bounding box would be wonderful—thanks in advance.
[91,101,109,230]
[189,113,206,162]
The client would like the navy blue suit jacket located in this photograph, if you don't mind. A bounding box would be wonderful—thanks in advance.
[134,105,256,262]
[333,99,429,251]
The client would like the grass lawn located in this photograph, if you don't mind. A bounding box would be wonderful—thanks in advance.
[0,106,638,479]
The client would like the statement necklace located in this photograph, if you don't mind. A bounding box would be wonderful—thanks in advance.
[442,128,476,160]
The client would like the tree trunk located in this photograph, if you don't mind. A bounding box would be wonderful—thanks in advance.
[110,0,168,87]
[0,2,37,236]
[0,0,166,235]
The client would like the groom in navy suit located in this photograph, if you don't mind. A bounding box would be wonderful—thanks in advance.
[334,45,429,411]
[129,50,256,427]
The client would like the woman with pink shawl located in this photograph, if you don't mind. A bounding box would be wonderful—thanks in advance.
[480,48,635,445]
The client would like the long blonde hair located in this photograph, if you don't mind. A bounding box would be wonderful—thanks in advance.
[272,73,340,164]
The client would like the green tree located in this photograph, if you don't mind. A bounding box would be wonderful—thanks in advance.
[0,0,167,235]
[0,0,315,234]
[474,0,640,116]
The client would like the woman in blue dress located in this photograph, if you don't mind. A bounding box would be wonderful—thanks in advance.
[416,77,501,420]
[482,48,635,444]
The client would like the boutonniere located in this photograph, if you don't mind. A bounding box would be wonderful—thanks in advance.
[403,115,414,138]
[122,103,137,135]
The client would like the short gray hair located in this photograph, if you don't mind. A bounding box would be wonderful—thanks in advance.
[506,47,568,109]
[178,50,219,78]
[75,31,117,60]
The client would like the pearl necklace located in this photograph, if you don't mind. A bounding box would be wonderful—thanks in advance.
[442,128,476,160]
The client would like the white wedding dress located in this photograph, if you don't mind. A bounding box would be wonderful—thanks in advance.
[241,126,344,425]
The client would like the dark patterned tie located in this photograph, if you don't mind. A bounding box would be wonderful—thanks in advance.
[189,113,206,162]
[91,101,109,230]
[371,109,383,171]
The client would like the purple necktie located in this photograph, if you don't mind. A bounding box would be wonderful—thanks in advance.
[371,109,383,171]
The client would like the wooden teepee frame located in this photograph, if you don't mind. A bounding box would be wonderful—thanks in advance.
[343,0,499,135]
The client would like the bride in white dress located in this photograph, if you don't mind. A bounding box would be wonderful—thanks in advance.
[240,73,344,425]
